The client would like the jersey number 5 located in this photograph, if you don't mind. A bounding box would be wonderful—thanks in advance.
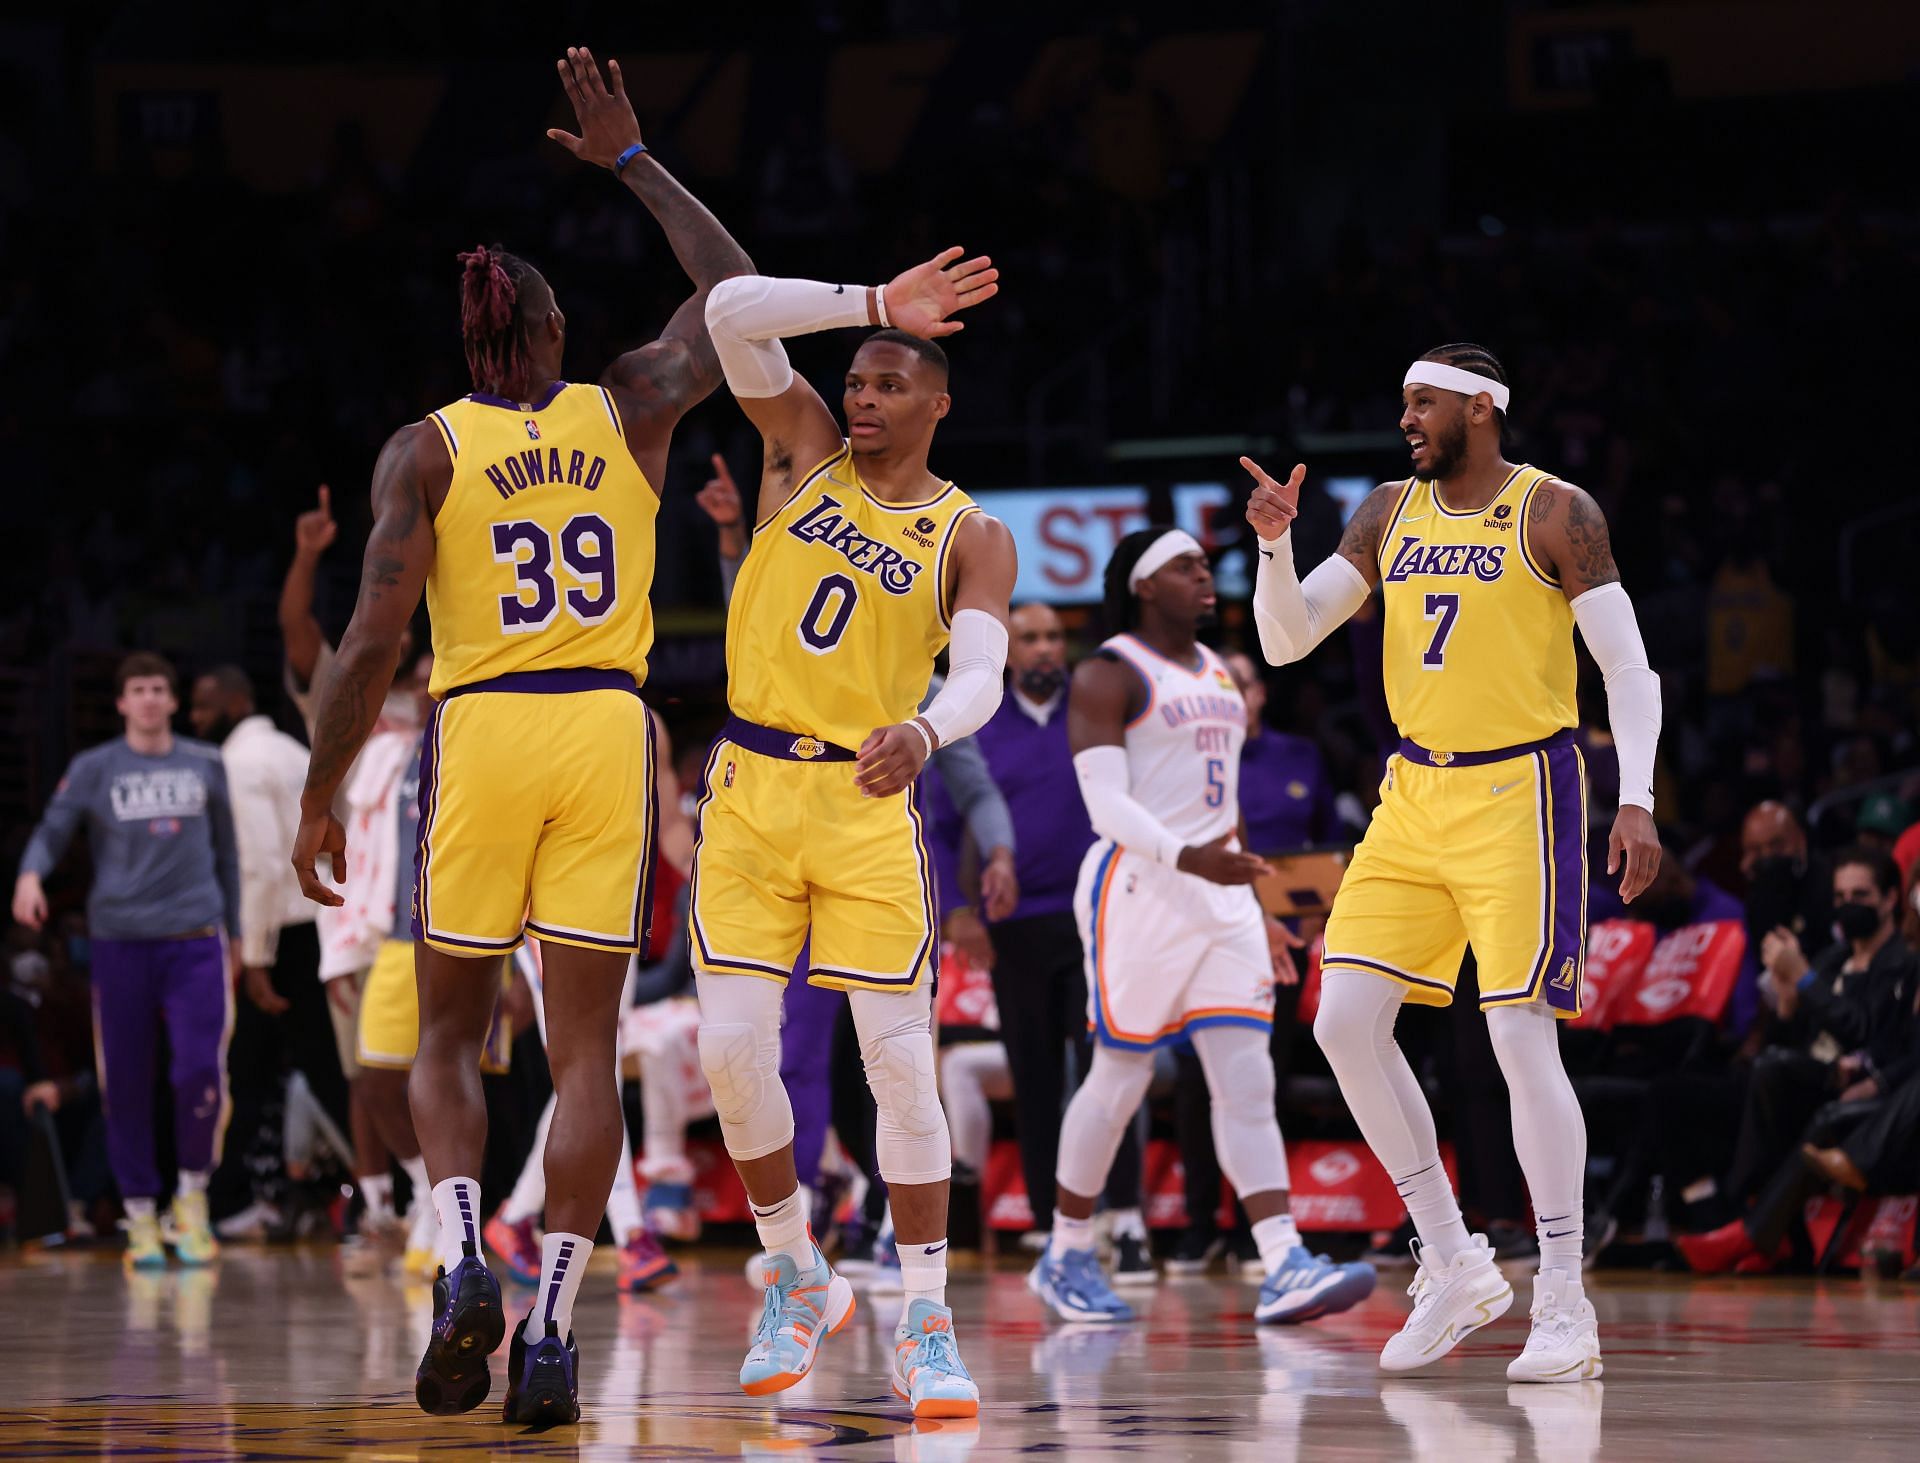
[1422,591,1460,669]
[493,514,617,634]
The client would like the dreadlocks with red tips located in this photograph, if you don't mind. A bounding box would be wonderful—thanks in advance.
[457,244,553,402]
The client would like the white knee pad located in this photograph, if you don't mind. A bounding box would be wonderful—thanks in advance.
[694,973,792,1162]
[1054,1047,1155,1198]
[850,990,951,1185]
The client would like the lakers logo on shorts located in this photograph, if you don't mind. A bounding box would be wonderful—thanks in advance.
[1430,750,1455,766]
[1551,956,1577,991]
[790,737,827,760]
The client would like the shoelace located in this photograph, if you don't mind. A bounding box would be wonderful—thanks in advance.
[751,1283,785,1347]
[909,1327,967,1379]
[1404,1265,1442,1323]
[1063,1251,1118,1302]
[1525,1303,1578,1346]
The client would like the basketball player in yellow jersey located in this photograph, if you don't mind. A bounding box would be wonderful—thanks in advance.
[688,254,1015,1416]
[1241,344,1663,1385]
[289,48,755,1426]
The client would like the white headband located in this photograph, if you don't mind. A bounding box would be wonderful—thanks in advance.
[1404,361,1510,413]
[1129,529,1206,589]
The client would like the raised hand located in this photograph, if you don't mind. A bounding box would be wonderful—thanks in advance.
[698,454,744,529]
[294,485,337,558]
[882,247,999,339]
[1177,833,1270,887]
[547,46,644,170]
[1241,457,1305,541]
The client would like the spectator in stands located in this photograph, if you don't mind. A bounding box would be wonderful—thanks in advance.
[967,602,1146,1261]
[11,652,241,1267]
[1677,847,1919,1272]
[1224,651,1340,854]
[1740,801,1830,967]
[1854,791,1914,858]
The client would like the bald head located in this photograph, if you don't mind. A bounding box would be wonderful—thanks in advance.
[1741,800,1807,879]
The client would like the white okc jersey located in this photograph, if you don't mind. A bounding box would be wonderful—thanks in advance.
[1073,633,1272,1053]
[1102,633,1247,845]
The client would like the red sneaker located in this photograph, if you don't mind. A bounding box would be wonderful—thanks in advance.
[618,1228,678,1293]
[1675,1219,1758,1275]
[483,1213,542,1287]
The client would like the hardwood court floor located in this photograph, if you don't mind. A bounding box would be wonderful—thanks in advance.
[2,1246,1917,1460]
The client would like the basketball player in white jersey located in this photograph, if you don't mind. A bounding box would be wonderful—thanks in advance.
[1029,528,1376,1326]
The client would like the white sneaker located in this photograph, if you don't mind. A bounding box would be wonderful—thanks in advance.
[1506,1268,1603,1383]
[1378,1233,1513,1373]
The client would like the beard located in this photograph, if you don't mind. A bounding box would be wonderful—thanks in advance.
[1423,415,1470,480]
[1017,665,1066,701]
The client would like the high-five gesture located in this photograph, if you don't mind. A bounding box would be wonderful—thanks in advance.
[883,247,999,339]
[1241,457,1305,541]
[547,46,643,170]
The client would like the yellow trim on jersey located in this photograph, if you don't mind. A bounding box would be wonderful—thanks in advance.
[934,503,980,629]
[427,410,459,462]
[1431,463,1527,519]
[596,386,625,438]
[1515,471,1561,588]
[861,480,958,514]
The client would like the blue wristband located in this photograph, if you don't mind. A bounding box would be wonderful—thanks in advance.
[614,142,647,175]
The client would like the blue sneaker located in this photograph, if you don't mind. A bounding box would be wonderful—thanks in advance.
[739,1246,856,1396]
[1254,1247,1377,1324]
[867,1221,903,1295]
[1027,1242,1134,1323]
[415,1250,506,1415]
[502,1312,581,1425]
[891,1299,980,1419]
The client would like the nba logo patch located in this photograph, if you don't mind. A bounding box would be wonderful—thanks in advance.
[525,418,541,440]
[723,760,736,788]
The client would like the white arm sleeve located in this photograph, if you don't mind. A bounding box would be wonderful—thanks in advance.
[703,274,879,399]
[1251,532,1371,665]
[1571,582,1662,812]
[919,609,1007,749]
[1073,745,1185,868]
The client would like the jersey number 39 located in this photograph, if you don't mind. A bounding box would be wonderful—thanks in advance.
[493,515,617,634]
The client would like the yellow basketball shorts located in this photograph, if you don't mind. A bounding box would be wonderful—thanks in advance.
[356,939,513,1073]
[1321,730,1588,1017]
[689,716,937,993]
[413,670,658,957]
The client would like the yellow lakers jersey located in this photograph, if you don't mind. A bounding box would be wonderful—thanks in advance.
[422,382,657,697]
[728,445,979,750]
[1377,465,1576,752]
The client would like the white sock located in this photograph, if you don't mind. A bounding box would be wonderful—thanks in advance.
[1109,1206,1147,1240]
[176,1169,208,1197]
[125,1197,157,1222]
[432,1176,482,1273]
[1537,1212,1583,1278]
[750,1189,813,1268]
[1052,1211,1096,1254]
[502,1095,556,1224]
[524,1231,592,1343]
[896,1238,949,1323]
[1250,1213,1303,1272]
[359,1173,395,1223]
[399,1155,429,1220]
[1390,1158,1473,1266]
[605,1133,643,1247]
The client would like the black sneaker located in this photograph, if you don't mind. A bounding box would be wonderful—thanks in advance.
[1164,1227,1224,1275]
[1583,1211,1620,1269]
[1488,1219,1539,1263]
[415,1248,506,1415]
[1111,1229,1158,1286]
[502,1311,581,1426]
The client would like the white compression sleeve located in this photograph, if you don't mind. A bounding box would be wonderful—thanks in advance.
[1251,533,1371,665]
[1570,582,1661,812]
[703,274,881,399]
[1073,745,1185,867]
[920,609,1008,748]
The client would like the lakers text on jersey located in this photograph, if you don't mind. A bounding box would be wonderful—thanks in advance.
[691,446,975,992]
[1074,636,1274,1050]
[1322,467,1587,1016]
[412,383,660,956]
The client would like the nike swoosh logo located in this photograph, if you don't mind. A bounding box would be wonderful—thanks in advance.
[1490,780,1524,796]
[1259,549,1274,560]
[925,1241,948,1256]
[1544,1230,1575,1239]
[834,283,846,294]
[1399,514,1428,522]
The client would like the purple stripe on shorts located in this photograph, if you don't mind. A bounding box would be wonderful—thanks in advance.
[634,708,660,955]
[443,668,639,698]
[411,699,444,942]
[1396,727,1574,769]
[1526,744,1587,1012]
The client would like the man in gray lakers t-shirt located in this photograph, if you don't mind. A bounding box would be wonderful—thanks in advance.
[13,653,241,1266]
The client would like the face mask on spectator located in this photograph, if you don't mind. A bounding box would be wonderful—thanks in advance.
[1833,901,1881,942]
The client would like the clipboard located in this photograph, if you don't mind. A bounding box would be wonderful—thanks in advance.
[1253,847,1350,919]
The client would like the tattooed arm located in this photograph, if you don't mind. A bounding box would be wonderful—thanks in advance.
[1525,479,1621,599]
[1334,481,1407,587]
[290,422,444,905]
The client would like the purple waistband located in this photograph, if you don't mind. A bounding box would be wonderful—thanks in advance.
[1396,727,1575,768]
[722,715,856,763]
[442,668,640,699]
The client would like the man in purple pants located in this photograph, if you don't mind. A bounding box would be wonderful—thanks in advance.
[12,652,242,1271]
